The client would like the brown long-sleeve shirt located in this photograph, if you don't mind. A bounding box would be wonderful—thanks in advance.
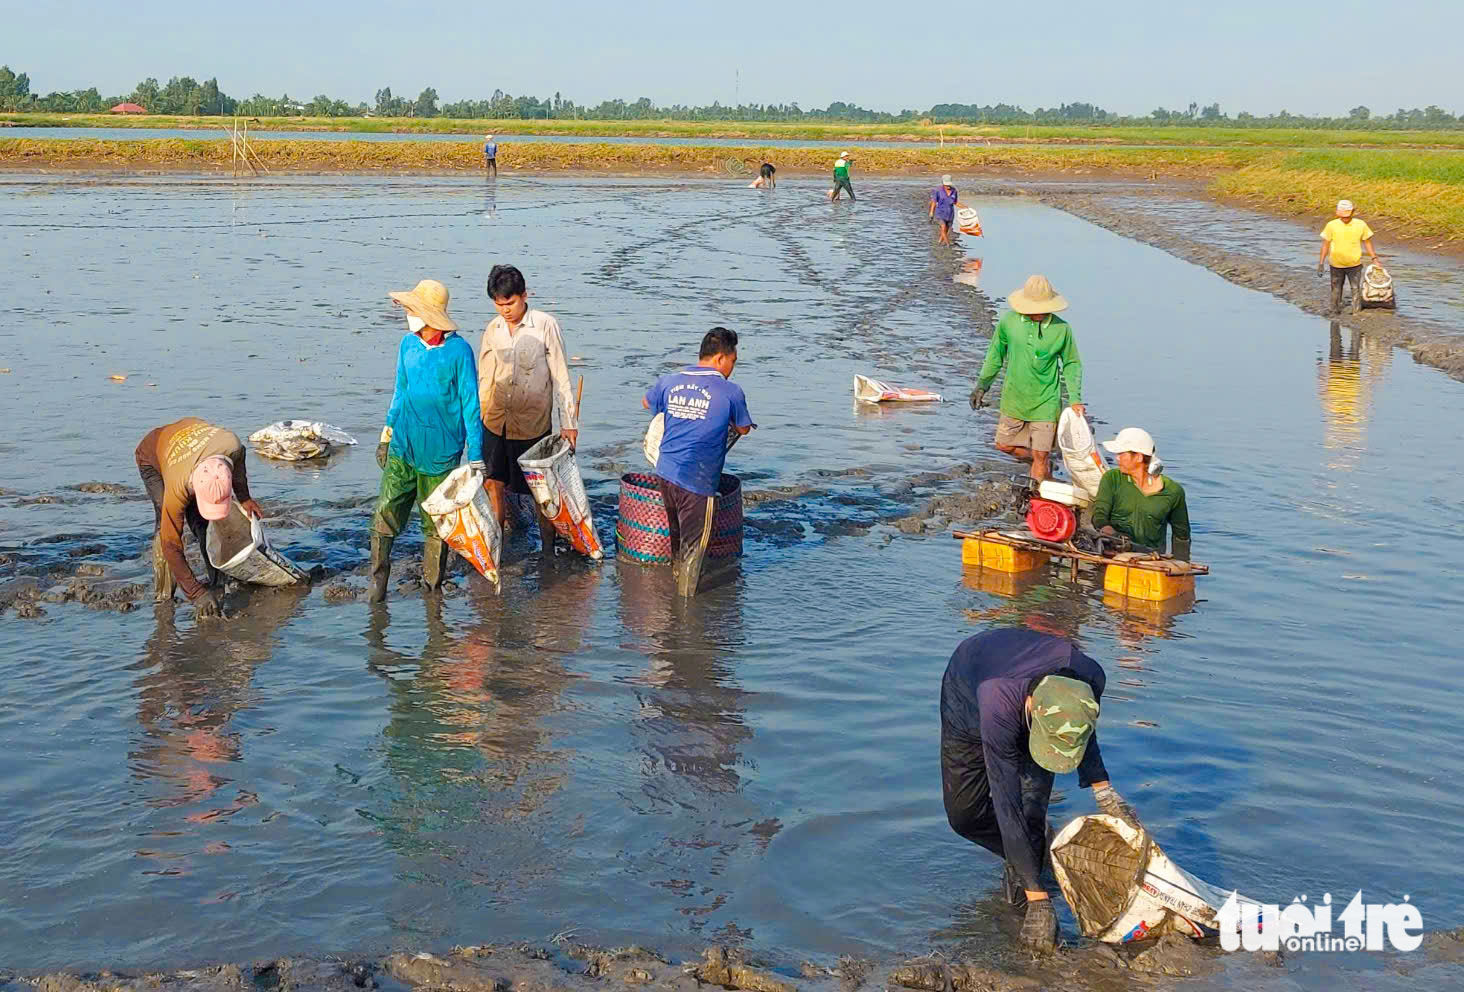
[136,418,251,600]
[477,309,578,440]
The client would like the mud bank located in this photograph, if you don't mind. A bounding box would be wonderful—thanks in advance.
[1043,191,1464,383]
[0,935,1244,992]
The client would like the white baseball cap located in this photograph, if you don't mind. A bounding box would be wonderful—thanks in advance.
[1102,427,1156,457]
[1336,199,1354,215]
[941,174,952,185]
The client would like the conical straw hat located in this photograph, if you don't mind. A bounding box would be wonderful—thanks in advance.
[1008,274,1069,314]
[388,279,458,331]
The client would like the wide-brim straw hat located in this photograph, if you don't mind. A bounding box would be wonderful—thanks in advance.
[389,278,458,331]
[1008,274,1069,314]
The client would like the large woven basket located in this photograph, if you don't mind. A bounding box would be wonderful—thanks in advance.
[616,472,743,565]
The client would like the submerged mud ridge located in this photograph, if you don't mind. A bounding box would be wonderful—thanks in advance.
[1044,191,1464,383]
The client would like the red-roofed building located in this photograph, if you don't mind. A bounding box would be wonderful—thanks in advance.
[109,102,147,114]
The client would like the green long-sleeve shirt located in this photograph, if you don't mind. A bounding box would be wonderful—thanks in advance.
[1091,468,1191,559]
[976,311,1083,422]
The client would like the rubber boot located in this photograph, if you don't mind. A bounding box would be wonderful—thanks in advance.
[368,533,393,603]
[676,537,709,598]
[151,534,176,603]
[538,508,556,560]
[422,535,449,592]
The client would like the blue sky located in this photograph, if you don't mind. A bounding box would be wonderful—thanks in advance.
[5,0,1461,116]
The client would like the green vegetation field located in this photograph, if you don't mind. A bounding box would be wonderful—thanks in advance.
[6,111,1464,150]
[2,134,1461,244]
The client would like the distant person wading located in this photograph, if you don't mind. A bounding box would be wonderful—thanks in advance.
[830,153,855,200]
[1317,199,1380,314]
[483,135,498,177]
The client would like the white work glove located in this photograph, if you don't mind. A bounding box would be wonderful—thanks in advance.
[467,460,486,476]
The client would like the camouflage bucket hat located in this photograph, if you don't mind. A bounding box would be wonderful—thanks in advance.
[1029,675,1099,773]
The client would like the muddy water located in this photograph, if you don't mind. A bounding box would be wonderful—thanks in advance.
[2,175,1463,989]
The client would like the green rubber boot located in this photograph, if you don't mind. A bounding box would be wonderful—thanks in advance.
[368,533,393,603]
[422,535,450,592]
[151,534,176,603]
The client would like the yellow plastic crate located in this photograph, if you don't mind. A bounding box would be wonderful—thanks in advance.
[961,536,1049,573]
[1103,563,1196,602]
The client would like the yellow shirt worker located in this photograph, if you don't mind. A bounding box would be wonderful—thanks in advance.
[1317,199,1380,314]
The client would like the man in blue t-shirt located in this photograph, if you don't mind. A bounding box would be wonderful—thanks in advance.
[483,134,498,177]
[643,327,754,596]
[928,174,958,245]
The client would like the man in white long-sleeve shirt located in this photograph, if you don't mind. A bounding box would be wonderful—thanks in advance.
[478,264,579,555]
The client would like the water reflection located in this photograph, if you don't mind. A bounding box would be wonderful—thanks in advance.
[366,568,597,799]
[1317,321,1391,469]
[1101,590,1197,650]
[129,590,307,868]
[960,565,1091,640]
[616,563,775,930]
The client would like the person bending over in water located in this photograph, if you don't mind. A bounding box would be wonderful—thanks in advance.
[369,279,483,602]
[1092,427,1191,560]
[753,162,776,189]
[135,418,263,619]
[940,628,1144,953]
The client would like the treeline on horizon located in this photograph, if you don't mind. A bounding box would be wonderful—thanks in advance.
[2,66,1461,130]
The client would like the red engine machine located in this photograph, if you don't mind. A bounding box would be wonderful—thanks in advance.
[1016,479,1087,543]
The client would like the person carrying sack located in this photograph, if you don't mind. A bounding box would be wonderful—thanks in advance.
[1318,199,1381,315]
[370,279,484,602]
[135,418,262,619]
[477,263,579,557]
[642,327,754,597]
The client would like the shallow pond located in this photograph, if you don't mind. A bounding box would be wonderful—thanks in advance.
[1,174,1462,989]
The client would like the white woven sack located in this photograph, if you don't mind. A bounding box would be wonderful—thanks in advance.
[1057,407,1106,502]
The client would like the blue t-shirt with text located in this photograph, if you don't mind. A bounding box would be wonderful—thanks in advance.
[645,366,753,496]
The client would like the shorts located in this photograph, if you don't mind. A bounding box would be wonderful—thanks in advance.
[995,415,1056,452]
[483,427,550,494]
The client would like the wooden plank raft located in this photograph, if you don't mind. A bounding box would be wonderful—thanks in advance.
[954,529,1209,602]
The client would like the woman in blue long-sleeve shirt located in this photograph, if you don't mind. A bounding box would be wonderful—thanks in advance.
[369,279,484,602]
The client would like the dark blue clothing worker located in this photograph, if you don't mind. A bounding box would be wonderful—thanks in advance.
[939,628,1144,952]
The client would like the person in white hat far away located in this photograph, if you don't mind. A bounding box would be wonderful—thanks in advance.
[1091,427,1191,560]
[929,174,958,245]
[482,134,498,177]
[1317,199,1380,314]
[969,275,1084,482]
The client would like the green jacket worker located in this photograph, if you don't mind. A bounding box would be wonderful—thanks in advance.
[1092,427,1191,560]
[970,275,1084,483]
